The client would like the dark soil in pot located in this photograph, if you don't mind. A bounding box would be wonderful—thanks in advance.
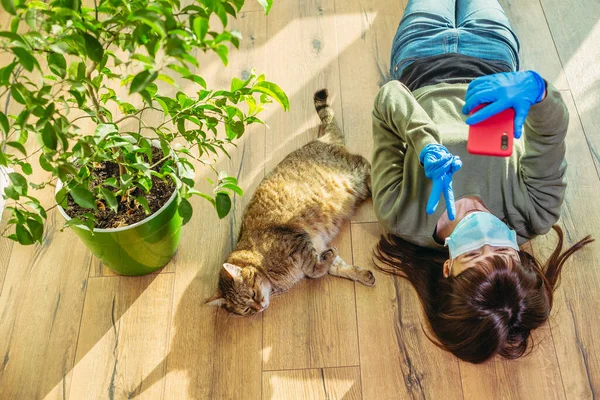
[64,147,176,229]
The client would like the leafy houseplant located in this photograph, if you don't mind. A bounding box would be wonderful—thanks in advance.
[0,0,288,275]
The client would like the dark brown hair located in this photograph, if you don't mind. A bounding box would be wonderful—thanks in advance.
[374,225,593,363]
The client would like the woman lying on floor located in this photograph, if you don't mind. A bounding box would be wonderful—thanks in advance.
[371,0,594,363]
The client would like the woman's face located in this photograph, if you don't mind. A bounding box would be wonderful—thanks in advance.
[443,244,520,277]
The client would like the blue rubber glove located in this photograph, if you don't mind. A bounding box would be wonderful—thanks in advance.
[419,144,462,221]
[462,71,547,139]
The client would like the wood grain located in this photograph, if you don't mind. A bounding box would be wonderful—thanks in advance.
[69,274,173,399]
[259,0,362,372]
[499,0,568,89]
[89,257,175,277]
[263,224,360,370]
[0,212,92,399]
[1,1,599,399]
[0,231,13,297]
[161,10,267,400]
[335,2,402,224]
[263,0,343,171]
[540,0,600,175]
[530,91,600,399]
[460,322,565,400]
[262,367,361,400]
[352,222,463,400]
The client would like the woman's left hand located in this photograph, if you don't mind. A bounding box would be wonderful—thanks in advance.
[462,71,547,139]
[419,144,462,220]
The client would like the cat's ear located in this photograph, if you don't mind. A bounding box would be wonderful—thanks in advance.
[222,263,243,280]
[205,291,226,307]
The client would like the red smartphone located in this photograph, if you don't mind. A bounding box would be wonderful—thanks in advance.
[467,104,515,157]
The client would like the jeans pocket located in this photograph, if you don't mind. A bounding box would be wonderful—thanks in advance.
[392,57,418,79]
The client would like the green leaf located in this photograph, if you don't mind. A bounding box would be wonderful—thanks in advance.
[256,0,273,14]
[25,9,37,30]
[65,0,80,11]
[193,17,208,41]
[155,97,169,115]
[136,196,151,215]
[19,162,32,175]
[118,102,137,114]
[16,224,34,245]
[178,197,193,225]
[214,44,228,66]
[221,183,243,196]
[131,11,167,38]
[94,123,118,140]
[0,111,9,134]
[47,53,67,78]
[41,124,57,150]
[8,172,27,195]
[193,192,215,206]
[82,33,104,63]
[100,188,118,212]
[11,47,39,72]
[230,77,246,92]
[10,84,29,105]
[3,185,19,200]
[183,74,206,88]
[70,186,96,209]
[215,192,231,219]
[55,187,68,208]
[0,62,16,85]
[9,16,18,33]
[39,154,53,172]
[120,173,133,188]
[1,0,16,15]
[6,141,26,156]
[130,70,158,94]
[252,81,290,111]
[0,32,25,45]
[167,63,190,76]
[26,201,47,219]
[157,74,176,86]
[26,218,43,243]
[103,177,118,188]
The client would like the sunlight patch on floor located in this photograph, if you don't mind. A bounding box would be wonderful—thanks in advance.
[562,19,600,114]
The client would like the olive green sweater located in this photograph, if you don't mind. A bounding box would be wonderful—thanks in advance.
[371,81,568,249]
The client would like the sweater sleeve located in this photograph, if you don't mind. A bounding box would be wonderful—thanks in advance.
[520,83,568,235]
[372,81,441,155]
[371,81,440,229]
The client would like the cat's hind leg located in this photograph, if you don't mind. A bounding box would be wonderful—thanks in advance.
[328,256,376,286]
[299,243,334,279]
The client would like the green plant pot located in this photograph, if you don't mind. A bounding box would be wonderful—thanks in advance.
[57,187,183,276]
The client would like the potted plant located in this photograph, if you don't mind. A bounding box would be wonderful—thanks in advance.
[0,0,288,275]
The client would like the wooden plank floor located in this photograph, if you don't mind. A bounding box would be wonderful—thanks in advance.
[1,0,599,399]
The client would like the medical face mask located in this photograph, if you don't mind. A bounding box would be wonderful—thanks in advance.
[445,212,519,260]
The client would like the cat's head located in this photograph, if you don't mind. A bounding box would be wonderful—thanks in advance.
[205,263,272,315]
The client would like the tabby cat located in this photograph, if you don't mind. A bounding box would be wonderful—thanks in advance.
[206,89,375,315]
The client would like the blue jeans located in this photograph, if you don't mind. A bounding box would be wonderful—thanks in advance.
[391,0,520,79]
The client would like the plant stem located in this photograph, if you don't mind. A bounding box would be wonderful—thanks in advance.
[71,115,95,124]
[86,82,106,124]
[113,107,158,124]
[16,147,43,162]
[149,154,170,169]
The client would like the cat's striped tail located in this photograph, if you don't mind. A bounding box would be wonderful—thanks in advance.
[314,89,344,145]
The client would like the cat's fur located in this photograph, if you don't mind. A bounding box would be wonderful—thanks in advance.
[207,89,374,315]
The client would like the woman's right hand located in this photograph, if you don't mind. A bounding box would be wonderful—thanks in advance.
[419,144,462,221]
[462,71,547,139]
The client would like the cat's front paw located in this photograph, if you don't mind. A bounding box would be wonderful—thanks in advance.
[357,268,376,287]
